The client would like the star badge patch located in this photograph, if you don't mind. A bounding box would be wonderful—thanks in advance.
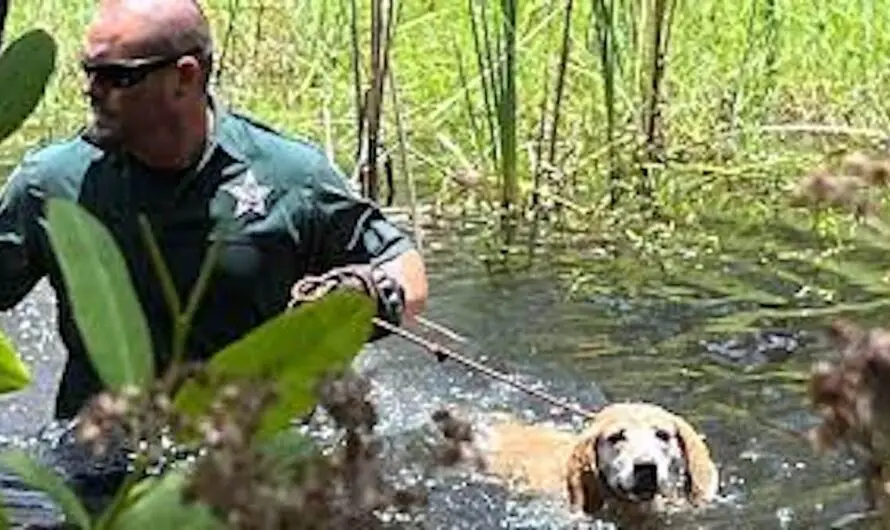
[222,169,272,218]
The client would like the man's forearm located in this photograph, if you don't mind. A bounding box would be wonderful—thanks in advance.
[289,249,428,329]
[379,249,428,323]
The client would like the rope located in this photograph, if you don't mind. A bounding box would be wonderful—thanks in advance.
[379,318,812,446]
[373,317,599,421]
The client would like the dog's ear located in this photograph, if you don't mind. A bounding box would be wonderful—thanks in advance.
[672,414,719,505]
[566,435,605,514]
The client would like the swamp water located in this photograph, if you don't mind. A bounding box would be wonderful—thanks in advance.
[0,222,876,529]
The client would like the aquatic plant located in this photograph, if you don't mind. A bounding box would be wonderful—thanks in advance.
[588,0,678,208]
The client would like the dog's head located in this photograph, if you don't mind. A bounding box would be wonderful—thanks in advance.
[566,403,718,514]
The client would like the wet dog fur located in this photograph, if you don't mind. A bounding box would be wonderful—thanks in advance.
[477,402,719,526]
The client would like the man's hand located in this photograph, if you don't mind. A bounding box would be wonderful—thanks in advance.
[288,265,374,307]
[288,264,406,332]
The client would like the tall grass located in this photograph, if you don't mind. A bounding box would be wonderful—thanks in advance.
[531,0,574,197]
[349,0,400,204]
[638,0,677,202]
[3,0,890,254]
[460,0,519,241]
[587,0,678,207]
[588,0,622,205]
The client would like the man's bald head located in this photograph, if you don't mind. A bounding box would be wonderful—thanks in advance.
[81,0,215,164]
[87,0,212,66]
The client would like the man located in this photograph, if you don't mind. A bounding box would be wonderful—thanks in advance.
[0,0,428,421]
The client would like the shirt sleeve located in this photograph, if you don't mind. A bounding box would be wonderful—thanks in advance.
[0,156,47,309]
[307,158,415,271]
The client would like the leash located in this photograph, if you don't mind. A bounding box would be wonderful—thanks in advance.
[376,317,815,444]
[372,317,600,421]
[290,269,593,419]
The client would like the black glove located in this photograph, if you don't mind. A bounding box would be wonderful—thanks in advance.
[288,264,405,340]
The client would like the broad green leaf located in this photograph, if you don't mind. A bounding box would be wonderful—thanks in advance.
[0,501,8,530]
[0,450,91,530]
[0,29,56,144]
[45,198,154,391]
[174,290,374,440]
[0,330,30,393]
[111,472,221,530]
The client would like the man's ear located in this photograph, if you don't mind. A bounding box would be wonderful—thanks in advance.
[672,415,719,505]
[174,55,203,97]
[566,435,605,515]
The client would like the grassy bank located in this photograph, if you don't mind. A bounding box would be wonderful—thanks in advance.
[3,0,890,276]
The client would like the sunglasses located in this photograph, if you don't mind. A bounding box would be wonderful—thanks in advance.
[81,48,202,89]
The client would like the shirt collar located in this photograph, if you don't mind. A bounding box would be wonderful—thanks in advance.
[200,90,248,171]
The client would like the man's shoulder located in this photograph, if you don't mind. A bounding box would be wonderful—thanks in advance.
[12,134,102,188]
[221,111,348,186]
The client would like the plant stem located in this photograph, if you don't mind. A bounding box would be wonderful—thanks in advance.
[591,0,622,206]
[546,0,573,176]
[214,0,240,89]
[138,214,222,390]
[388,65,423,251]
[453,33,486,167]
[138,216,181,320]
[639,0,676,202]
[349,0,363,167]
[497,0,518,242]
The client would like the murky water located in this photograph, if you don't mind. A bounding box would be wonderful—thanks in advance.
[0,224,877,529]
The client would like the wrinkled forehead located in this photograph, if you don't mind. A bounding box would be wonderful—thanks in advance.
[83,9,160,62]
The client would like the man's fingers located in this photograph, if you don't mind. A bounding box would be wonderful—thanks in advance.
[289,275,348,309]
[288,266,382,311]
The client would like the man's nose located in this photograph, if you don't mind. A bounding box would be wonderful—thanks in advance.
[83,72,109,100]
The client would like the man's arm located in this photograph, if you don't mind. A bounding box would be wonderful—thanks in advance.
[302,156,429,327]
[0,156,47,309]
[376,247,428,324]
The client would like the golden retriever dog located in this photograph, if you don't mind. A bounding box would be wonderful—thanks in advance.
[477,402,719,527]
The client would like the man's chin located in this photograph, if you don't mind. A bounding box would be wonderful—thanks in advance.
[83,121,122,148]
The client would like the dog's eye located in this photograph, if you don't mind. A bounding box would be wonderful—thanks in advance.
[654,428,672,442]
[605,430,626,444]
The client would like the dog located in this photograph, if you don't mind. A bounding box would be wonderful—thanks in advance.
[477,402,719,526]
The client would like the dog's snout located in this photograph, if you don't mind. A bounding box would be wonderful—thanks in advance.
[631,463,658,496]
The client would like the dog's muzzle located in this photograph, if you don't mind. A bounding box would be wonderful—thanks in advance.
[630,462,659,500]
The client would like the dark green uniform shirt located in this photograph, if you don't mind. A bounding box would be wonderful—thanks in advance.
[0,97,414,419]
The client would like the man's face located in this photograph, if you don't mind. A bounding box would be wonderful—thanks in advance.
[80,14,182,147]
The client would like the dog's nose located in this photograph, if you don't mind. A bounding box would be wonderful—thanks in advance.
[631,462,658,496]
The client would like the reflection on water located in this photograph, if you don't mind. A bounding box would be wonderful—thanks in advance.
[0,225,877,528]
